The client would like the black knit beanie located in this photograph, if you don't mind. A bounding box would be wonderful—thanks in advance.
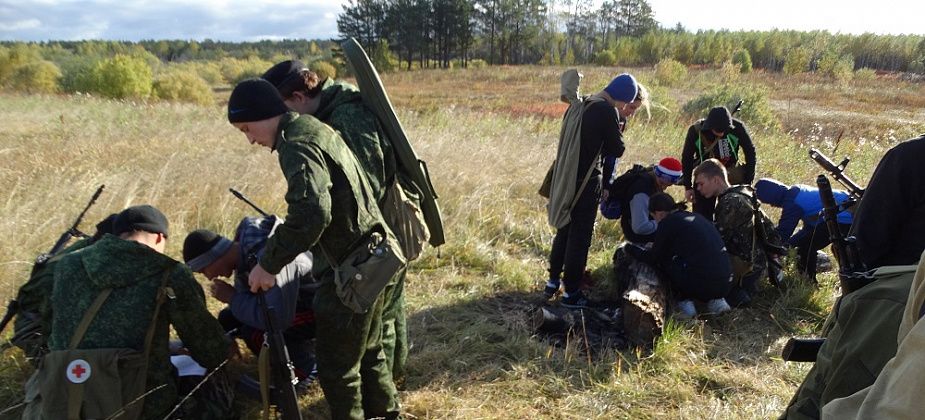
[227,78,289,123]
[182,229,233,272]
[262,59,305,89]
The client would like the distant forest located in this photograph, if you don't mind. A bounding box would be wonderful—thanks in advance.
[1,0,924,103]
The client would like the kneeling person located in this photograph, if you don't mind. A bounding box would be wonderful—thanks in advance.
[31,205,229,420]
[694,158,784,307]
[625,193,733,318]
[183,216,316,384]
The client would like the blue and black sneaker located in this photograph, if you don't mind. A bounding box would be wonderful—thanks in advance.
[543,281,561,299]
[561,291,591,309]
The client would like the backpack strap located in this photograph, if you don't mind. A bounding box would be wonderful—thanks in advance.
[68,289,113,350]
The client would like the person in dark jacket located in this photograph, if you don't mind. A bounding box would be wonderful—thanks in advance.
[681,106,757,220]
[182,217,316,385]
[625,193,733,318]
[849,135,925,268]
[755,178,853,282]
[545,73,645,309]
[619,157,683,244]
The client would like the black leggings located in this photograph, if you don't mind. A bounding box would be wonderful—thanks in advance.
[793,222,852,281]
[548,181,601,294]
[664,257,732,301]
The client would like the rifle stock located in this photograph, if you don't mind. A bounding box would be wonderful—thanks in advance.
[258,292,302,419]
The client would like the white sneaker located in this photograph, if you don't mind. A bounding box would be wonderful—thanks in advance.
[706,298,732,315]
[675,300,696,319]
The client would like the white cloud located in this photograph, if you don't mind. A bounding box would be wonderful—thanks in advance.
[0,19,40,32]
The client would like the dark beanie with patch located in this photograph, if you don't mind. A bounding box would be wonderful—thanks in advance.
[262,60,305,89]
[227,78,290,123]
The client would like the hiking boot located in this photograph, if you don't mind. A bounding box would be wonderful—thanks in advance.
[561,291,591,309]
[706,298,732,315]
[674,300,696,319]
[543,281,561,299]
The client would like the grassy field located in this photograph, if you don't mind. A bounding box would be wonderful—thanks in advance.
[0,65,923,419]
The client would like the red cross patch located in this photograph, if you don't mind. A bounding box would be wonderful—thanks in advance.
[66,359,91,384]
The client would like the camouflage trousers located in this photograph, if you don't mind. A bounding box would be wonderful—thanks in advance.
[381,268,408,382]
[314,277,400,420]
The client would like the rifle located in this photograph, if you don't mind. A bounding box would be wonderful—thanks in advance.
[0,185,105,336]
[808,148,864,202]
[731,99,743,116]
[230,188,269,217]
[231,188,302,419]
[781,175,871,362]
[257,292,303,420]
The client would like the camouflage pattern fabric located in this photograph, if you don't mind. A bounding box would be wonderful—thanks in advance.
[261,112,400,418]
[715,186,783,292]
[314,78,398,203]
[46,235,229,420]
[314,79,410,382]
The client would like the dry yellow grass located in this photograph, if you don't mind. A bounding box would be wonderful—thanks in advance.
[0,65,922,418]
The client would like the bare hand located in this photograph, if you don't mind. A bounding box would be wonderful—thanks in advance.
[248,263,276,293]
[685,189,696,203]
[210,279,235,304]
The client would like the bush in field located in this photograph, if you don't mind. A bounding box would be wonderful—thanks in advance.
[720,60,740,83]
[153,69,213,105]
[783,47,810,75]
[0,44,42,86]
[468,59,488,69]
[309,60,337,81]
[818,51,854,83]
[190,61,225,85]
[593,50,617,66]
[906,59,924,74]
[94,54,153,99]
[854,67,877,81]
[59,57,101,93]
[220,57,273,85]
[369,40,398,73]
[732,49,752,73]
[682,83,780,131]
[8,60,61,93]
[653,58,686,86]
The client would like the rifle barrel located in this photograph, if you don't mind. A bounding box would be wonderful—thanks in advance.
[229,188,270,217]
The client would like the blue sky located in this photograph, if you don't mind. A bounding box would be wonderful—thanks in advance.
[0,0,922,42]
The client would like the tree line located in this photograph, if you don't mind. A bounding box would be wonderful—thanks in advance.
[337,0,925,73]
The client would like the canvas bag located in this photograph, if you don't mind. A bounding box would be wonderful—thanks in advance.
[323,225,406,314]
[27,272,170,420]
[380,175,430,261]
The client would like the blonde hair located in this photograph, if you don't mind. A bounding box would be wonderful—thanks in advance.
[633,83,651,120]
[692,158,728,182]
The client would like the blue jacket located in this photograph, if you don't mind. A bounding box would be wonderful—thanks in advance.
[756,179,853,244]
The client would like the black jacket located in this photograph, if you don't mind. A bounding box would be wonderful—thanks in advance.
[681,118,756,189]
[627,210,732,283]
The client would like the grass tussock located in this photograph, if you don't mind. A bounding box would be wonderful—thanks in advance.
[1,65,922,418]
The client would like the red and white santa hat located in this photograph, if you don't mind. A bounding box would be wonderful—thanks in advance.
[655,157,683,184]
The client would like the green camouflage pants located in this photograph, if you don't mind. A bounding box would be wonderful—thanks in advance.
[381,268,408,381]
[314,279,399,420]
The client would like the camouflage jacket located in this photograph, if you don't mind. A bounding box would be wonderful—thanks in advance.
[715,186,781,268]
[261,112,386,276]
[314,78,397,202]
[48,234,228,420]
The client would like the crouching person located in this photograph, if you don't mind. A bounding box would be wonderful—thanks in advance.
[182,217,317,387]
[25,205,232,420]
[625,193,734,318]
[227,79,403,419]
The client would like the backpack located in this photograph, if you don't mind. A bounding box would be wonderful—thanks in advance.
[600,164,650,220]
[25,271,171,420]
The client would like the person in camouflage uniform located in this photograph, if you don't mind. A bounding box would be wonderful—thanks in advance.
[262,60,409,381]
[227,78,400,420]
[694,159,783,307]
[11,214,116,364]
[41,205,231,420]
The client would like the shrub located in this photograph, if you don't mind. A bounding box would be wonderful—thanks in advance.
[653,58,687,86]
[593,50,617,66]
[854,67,877,81]
[732,49,752,73]
[153,69,214,105]
[0,44,41,86]
[93,54,153,99]
[192,62,225,86]
[783,48,810,75]
[682,83,780,131]
[8,60,61,94]
[369,40,398,73]
[907,60,924,74]
[817,51,854,83]
[309,60,337,81]
[219,57,273,85]
[468,59,488,69]
[59,57,101,93]
[720,60,740,83]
